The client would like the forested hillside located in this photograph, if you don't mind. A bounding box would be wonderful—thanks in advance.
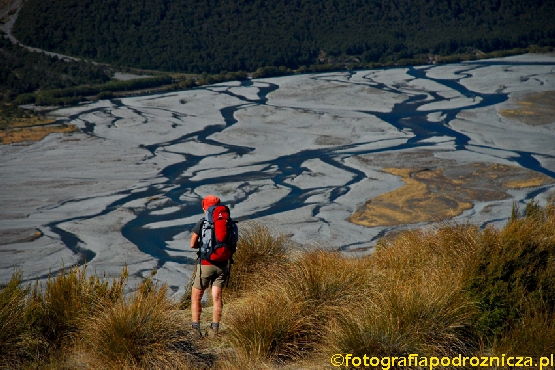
[13,0,555,73]
[0,31,110,101]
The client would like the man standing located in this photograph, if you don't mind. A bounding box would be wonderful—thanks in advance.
[189,195,236,337]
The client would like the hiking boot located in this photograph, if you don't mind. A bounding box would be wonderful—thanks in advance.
[205,322,219,338]
[190,322,203,339]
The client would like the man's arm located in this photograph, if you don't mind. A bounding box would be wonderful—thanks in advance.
[190,232,200,248]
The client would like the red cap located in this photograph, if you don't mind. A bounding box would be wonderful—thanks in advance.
[202,195,220,210]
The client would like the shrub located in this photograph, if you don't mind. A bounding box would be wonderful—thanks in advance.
[307,63,344,72]
[490,301,555,357]
[465,199,555,341]
[14,93,36,105]
[253,66,291,78]
[35,95,60,106]
[96,91,114,100]
[226,71,248,81]
[179,79,196,89]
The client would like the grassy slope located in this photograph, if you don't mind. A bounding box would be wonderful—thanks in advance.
[1,200,555,368]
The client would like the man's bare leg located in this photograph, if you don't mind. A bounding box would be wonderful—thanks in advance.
[211,285,223,324]
[206,285,223,336]
[191,287,204,322]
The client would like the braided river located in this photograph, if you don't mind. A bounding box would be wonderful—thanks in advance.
[2,54,555,296]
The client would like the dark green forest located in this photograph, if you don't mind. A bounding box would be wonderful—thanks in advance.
[0,31,110,102]
[13,0,555,74]
[0,30,179,107]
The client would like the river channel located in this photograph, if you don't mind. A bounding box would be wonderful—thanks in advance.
[5,55,555,292]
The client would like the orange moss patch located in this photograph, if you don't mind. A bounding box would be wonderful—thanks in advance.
[0,124,80,144]
[499,91,555,126]
[350,163,554,227]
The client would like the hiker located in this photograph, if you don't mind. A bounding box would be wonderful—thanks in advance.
[190,195,237,337]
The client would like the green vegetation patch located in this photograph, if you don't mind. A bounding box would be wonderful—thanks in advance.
[465,201,555,340]
[0,31,110,102]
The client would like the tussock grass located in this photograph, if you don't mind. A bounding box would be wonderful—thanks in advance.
[25,265,127,349]
[0,265,128,367]
[225,288,308,363]
[225,251,371,364]
[0,271,33,365]
[78,285,194,369]
[326,275,476,359]
[225,221,292,296]
[223,198,555,366]
[322,225,481,359]
[3,199,555,368]
[371,223,482,279]
[0,266,207,369]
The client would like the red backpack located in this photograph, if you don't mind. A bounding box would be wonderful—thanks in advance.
[199,205,238,263]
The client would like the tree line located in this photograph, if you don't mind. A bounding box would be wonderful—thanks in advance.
[14,76,174,106]
[0,31,111,102]
[1,28,252,108]
[12,0,555,74]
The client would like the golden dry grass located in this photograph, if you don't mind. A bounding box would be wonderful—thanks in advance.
[224,221,292,297]
[220,250,373,368]
[3,201,555,368]
[0,116,56,128]
[349,167,476,227]
[221,200,555,367]
[77,286,196,369]
[321,225,482,359]
[0,123,79,144]
[504,176,553,189]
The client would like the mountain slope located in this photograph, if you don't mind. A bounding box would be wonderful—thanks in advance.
[12,0,555,73]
